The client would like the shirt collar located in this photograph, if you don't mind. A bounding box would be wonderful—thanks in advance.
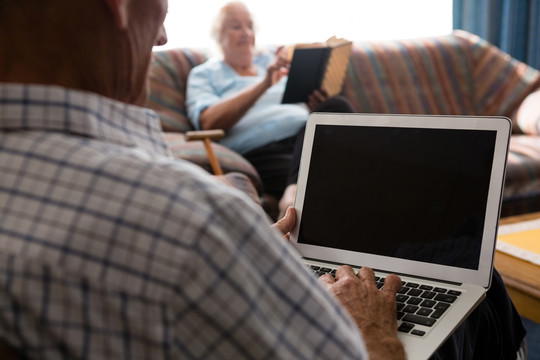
[0,83,171,157]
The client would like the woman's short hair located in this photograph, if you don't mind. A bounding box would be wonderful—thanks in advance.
[210,2,256,44]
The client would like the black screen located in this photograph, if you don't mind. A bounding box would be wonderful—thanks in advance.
[298,125,497,270]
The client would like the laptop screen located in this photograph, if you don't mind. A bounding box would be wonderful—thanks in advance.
[297,124,497,271]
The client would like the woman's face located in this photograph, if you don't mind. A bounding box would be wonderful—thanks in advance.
[219,4,255,58]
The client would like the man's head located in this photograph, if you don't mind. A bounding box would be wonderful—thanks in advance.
[0,0,168,106]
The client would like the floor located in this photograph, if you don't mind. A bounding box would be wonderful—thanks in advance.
[523,317,540,360]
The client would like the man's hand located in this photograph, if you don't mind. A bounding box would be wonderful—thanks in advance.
[319,266,406,360]
[271,206,296,241]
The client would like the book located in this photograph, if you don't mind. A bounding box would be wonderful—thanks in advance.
[281,36,353,104]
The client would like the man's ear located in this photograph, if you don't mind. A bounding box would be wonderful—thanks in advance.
[104,0,130,29]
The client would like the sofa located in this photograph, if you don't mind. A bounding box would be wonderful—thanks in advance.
[147,30,540,218]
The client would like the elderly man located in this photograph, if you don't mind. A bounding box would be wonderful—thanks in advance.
[0,0,403,359]
[0,1,526,359]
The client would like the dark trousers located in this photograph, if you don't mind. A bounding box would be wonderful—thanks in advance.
[431,269,526,360]
[243,95,355,200]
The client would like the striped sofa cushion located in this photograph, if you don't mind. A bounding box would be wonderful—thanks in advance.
[147,49,208,132]
[343,34,476,115]
[342,30,540,122]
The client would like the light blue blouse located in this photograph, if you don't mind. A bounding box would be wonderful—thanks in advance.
[186,53,309,154]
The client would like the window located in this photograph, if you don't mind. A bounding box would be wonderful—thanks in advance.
[159,0,452,53]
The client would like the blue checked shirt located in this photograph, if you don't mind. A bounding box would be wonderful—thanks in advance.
[0,84,368,359]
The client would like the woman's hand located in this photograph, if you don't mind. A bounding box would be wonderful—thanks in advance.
[307,88,330,112]
[265,46,291,87]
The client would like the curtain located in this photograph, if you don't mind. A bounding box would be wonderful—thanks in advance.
[453,0,540,70]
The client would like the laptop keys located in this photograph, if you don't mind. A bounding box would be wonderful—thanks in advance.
[396,294,409,303]
[434,293,457,303]
[420,299,436,308]
[398,322,415,333]
[416,308,433,317]
[421,291,437,299]
[403,314,437,327]
[431,302,451,319]
[306,265,462,336]
[407,288,423,297]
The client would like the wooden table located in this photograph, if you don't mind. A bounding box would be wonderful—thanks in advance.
[495,212,540,323]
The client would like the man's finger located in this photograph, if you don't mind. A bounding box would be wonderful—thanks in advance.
[357,266,376,284]
[381,274,402,294]
[318,273,336,288]
[335,265,356,280]
[271,206,296,235]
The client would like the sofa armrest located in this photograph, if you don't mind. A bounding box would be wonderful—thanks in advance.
[147,49,208,132]
[454,30,540,118]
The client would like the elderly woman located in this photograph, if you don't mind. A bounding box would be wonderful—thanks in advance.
[186,1,353,218]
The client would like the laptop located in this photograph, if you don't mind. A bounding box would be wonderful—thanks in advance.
[290,113,511,360]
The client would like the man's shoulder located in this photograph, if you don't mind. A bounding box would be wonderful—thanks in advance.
[1,130,272,285]
[83,140,230,198]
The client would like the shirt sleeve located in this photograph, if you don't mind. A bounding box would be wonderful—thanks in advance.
[185,63,223,130]
[164,175,370,359]
[186,53,275,131]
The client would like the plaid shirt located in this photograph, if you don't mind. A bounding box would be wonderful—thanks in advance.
[0,84,367,359]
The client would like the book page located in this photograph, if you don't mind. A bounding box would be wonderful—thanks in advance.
[497,218,540,265]
[321,41,353,97]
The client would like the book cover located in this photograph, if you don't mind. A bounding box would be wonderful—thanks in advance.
[282,37,352,104]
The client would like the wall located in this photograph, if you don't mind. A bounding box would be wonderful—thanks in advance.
[157,0,453,53]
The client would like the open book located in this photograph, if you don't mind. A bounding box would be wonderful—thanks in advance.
[281,36,353,104]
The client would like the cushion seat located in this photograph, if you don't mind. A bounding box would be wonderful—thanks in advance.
[163,132,262,193]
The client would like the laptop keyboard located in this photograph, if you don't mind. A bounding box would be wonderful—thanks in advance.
[308,265,462,337]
